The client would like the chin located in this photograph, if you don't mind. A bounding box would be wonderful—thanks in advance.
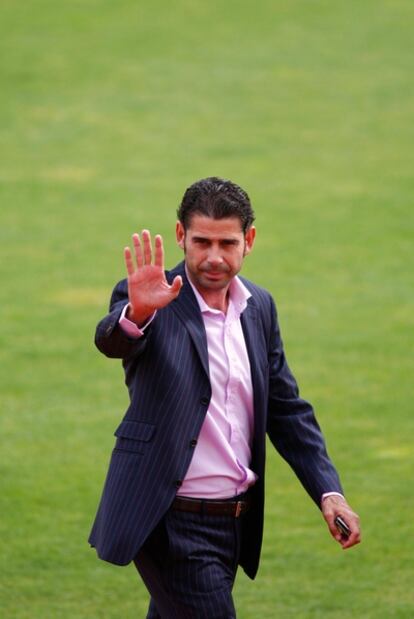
[202,278,230,290]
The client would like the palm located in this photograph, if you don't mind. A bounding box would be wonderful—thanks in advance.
[128,264,177,309]
[124,230,182,323]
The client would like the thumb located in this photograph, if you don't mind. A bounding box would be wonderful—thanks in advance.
[170,275,183,296]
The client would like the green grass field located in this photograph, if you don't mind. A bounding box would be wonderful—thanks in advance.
[1,1,413,617]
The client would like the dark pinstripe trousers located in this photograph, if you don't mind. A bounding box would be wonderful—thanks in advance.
[134,504,244,618]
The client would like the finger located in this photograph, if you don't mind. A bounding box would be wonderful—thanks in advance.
[142,229,152,265]
[323,507,345,543]
[341,520,361,549]
[154,234,164,269]
[133,233,144,268]
[124,246,135,276]
[342,532,361,549]
[326,517,342,543]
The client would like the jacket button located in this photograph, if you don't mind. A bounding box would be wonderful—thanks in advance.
[190,439,197,447]
[200,397,209,406]
[175,480,182,488]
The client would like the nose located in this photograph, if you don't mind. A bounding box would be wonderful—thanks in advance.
[207,246,223,267]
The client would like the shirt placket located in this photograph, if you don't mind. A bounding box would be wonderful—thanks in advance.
[224,307,242,448]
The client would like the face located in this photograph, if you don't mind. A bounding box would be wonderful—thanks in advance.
[176,214,256,294]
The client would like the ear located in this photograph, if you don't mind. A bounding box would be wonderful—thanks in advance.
[243,226,256,256]
[176,221,185,249]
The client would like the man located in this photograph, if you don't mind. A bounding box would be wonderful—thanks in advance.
[89,177,360,618]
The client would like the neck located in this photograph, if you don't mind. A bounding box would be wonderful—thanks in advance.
[185,269,230,313]
[183,264,233,313]
[198,287,230,313]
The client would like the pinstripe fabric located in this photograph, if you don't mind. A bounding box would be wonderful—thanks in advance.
[134,508,242,618]
[88,261,343,580]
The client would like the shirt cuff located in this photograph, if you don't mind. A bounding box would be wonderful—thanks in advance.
[119,304,156,338]
[321,492,345,506]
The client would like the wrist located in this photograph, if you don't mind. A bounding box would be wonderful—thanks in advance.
[126,303,153,327]
[321,492,345,508]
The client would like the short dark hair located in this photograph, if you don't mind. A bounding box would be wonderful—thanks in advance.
[177,177,255,233]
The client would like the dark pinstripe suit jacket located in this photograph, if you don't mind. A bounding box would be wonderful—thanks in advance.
[88,261,342,579]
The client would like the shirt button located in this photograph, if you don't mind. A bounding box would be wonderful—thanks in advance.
[200,397,209,406]
[175,480,182,488]
[190,439,197,447]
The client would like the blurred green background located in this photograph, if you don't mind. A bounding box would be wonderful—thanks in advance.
[1,1,413,617]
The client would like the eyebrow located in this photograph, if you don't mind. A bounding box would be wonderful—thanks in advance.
[191,235,240,244]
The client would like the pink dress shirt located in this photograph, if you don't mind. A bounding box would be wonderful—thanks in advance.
[177,275,257,498]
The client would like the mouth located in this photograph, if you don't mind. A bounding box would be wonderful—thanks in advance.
[203,271,226,280]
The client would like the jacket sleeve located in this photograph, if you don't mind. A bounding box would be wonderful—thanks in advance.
[94,279,151,359]
[265,296,343,506]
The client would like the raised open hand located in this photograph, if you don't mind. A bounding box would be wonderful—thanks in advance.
[124,230,182,325]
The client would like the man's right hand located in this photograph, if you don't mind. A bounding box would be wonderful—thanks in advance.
[124,230,183,326]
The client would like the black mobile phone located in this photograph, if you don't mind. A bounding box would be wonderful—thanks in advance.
[334,516,351,539]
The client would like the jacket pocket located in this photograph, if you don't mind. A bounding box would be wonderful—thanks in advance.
[113,420,156,454]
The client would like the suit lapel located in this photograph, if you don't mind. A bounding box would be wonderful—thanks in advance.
[168,264,210,378]
[240,298,262,404]
[241,297,267,462]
